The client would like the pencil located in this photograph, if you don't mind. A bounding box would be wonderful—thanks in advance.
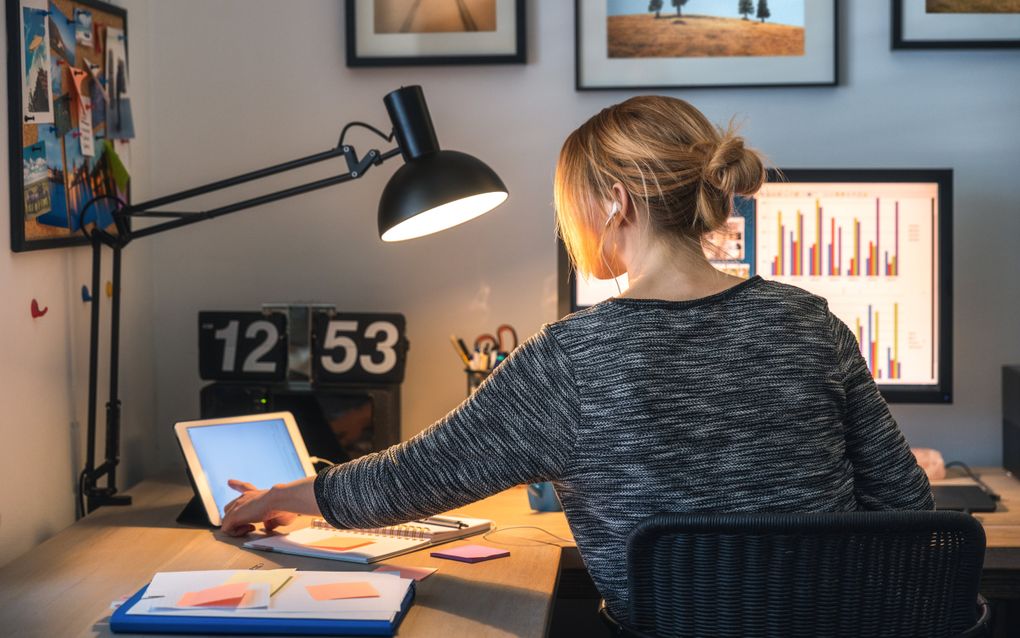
[449,335,470,366]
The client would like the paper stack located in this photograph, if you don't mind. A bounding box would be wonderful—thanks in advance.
[122,569,414,624]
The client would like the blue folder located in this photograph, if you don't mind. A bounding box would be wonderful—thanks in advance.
[110,582,415,636]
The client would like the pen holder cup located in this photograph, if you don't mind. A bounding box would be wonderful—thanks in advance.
[466,369,492,396]
[527,482,563,512]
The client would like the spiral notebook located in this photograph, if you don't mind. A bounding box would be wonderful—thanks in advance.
[244,517,491,564]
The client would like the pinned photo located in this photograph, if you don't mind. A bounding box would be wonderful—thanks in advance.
[75,8,94,47]
[23,142,51,219]
[21,0,54,124]
[48,2,77,65]
[34,125,71,230]
[105,27,135,139]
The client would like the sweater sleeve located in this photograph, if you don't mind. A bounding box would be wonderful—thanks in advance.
[828,312,934,511]
[314,327,579,529]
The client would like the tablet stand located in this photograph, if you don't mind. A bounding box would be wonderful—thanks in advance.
[176,467,215,528]
[176,495,214,528]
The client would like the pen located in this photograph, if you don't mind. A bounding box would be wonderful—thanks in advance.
[456,338,472,361]
[419,516,468,529]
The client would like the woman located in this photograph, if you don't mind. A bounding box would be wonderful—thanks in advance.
[222,96,933,618]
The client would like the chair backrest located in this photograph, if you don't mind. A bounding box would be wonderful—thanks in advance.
[626,511,986,638]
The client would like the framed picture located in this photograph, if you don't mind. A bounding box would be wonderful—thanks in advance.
[6,0,133,252]
[893,0,1020,48]
[576,0,838,90]
[346,0,526,66]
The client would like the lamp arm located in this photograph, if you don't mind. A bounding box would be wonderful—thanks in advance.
[78,139,401,515]
[89,143,400,246]
[128,146,400,240]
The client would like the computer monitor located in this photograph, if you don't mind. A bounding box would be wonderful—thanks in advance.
[557,169,953,404]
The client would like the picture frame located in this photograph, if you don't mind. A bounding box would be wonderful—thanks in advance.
[7,0,133,252]
[345,0,526,67]
[576,0,838,91]
[892,0,1020,49]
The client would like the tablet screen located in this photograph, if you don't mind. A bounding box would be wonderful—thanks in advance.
[185,417,309,518]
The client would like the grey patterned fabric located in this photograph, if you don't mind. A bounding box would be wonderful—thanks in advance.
[315,275,933,616]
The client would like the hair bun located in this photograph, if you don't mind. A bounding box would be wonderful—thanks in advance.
[694,132,766,234]
[703,134,765,196]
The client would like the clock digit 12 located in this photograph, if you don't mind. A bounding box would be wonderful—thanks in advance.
[198,311,288,381]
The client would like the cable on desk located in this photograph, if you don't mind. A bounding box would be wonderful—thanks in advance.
[482,525,575,548]
[945,461,1001,501]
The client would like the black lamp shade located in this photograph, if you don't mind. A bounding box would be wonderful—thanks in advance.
[379,150,508,242]
[378,86,508,242]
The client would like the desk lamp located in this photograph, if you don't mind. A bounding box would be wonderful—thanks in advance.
[78,85,507,514]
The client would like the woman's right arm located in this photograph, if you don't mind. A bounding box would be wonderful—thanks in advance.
[313,328,580,529]
[829,312,934,511]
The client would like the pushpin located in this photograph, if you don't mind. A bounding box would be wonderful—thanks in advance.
[105,281,113,298]
[81,285,92,302]
[31,299,48,318]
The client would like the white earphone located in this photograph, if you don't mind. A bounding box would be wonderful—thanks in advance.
[602,201,624,295]
[604,201,621,227]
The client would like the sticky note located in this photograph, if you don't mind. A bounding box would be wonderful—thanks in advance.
[373,565,438,581]
[307,536,374,552]
[430,544,510,564]
[176,583,249,607]
[102,139,130,191]
[305,581,380,601]
[224,568,295,595]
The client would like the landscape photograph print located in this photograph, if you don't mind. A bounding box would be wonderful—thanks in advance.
[893,0,1020,48]
[926,0,1020,12]
[347,0,524,66]
[374,0,497,33]
[607,0,805,58]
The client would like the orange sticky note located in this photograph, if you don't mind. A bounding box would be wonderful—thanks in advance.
[176,583,250,607]
[307,536,374,552]
[305,581,380,601]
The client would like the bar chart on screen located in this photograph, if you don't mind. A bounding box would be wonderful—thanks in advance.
[754,181,940,386]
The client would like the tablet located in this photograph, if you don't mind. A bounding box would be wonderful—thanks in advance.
[174,412,316,526]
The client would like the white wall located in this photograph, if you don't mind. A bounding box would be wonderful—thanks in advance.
[140,0,1020,471]
[0,0,154,567]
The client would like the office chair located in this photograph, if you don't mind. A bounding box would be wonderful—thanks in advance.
[599,511,990,638]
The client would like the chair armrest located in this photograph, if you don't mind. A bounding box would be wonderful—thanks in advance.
[598,599,657,638]
[956,595,991,638]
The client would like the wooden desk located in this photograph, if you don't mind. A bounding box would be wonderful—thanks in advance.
[934,467,1020,603]
[0,479,573,638]
[1,469,1017,637]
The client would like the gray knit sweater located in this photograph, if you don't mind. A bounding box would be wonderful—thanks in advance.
[314,276,934,617]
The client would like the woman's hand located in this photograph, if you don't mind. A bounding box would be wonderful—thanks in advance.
[220,479,298,537]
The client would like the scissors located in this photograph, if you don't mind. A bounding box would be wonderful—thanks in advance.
[474,324,519,353]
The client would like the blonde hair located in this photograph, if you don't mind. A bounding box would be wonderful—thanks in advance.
[555,96,765,277]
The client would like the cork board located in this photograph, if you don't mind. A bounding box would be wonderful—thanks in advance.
[6,0,132,251]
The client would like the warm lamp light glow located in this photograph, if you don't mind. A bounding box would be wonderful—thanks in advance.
[380,191,508,242]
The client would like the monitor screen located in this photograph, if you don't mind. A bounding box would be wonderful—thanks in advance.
[184,417,309,518]
[559,169,952,403]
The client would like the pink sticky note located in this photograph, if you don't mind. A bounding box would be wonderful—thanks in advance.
[307,536,375,552]
[305,581,380,601]
[430,544,510,563]
[373,565,438,581]
[176,583,250,607]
